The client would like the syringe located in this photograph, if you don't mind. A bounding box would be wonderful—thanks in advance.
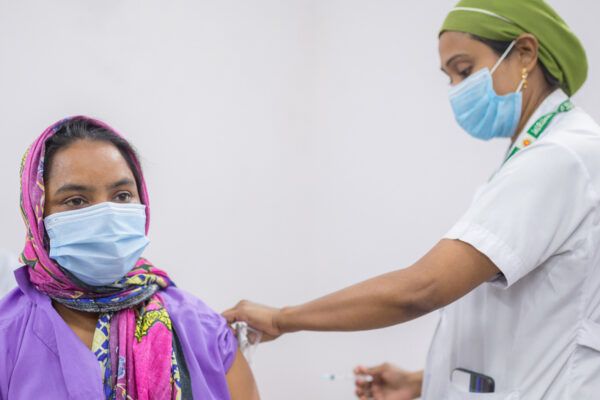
[320,373,373,382]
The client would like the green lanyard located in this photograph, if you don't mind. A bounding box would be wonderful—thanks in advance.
[504,99,574,164]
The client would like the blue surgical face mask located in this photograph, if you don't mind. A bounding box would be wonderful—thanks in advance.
[44,202,150,287]
[448,41,525,141]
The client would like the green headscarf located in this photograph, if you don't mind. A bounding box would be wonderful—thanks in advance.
[440,0,588,96]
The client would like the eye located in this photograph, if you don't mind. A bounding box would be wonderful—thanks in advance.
[459,66,473,79]
[114,192,133,202]
[64,197,87,207]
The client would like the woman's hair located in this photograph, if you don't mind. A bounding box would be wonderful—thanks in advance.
[470,34,561,89]
[43,117,143,194]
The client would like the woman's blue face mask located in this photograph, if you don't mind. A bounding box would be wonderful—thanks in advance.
[44,202,149,287]
[448,41,526,141]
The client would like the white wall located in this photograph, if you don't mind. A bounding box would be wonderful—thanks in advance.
[0,1,598,398]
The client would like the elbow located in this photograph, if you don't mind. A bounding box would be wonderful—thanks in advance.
[396,274,442,321]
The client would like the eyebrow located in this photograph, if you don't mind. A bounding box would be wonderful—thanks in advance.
[107,178,136,190]
[54,178,136,195]
[444,53,468,68]
[54,183,95,195]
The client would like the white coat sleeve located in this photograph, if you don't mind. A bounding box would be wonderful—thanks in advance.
[445,141,597,288]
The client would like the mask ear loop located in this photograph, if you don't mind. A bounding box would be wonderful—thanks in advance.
[490,40,516,75]
[490,40,526,93]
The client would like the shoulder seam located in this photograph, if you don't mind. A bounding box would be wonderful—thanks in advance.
[543,140,600,204]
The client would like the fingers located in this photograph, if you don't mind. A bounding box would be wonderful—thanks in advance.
[355,383,373,400]
[354,365,368,375]
[221,300,283,341]
[355,363,387,377]
[364,362,390,378]
[354,365,373,399]
[222,309,239,324]
[222,300,249,323]
[355,377,372,389]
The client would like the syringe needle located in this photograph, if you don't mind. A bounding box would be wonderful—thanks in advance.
[320,373,373,382]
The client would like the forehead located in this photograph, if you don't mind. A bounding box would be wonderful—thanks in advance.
[45,140,134,185]
[438,31,494,64]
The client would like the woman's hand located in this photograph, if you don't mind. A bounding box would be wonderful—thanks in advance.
[354,364,422,400]
[222,300,283,342]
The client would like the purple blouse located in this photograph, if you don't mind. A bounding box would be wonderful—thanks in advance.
[0,267,237,400]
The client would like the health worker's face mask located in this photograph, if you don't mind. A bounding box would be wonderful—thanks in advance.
[44,202,150,287]
[448,41,526,141]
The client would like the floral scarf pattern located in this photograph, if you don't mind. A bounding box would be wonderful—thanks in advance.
[20,116,183,400]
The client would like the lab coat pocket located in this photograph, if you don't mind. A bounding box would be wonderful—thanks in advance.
[445,381,520,400]
[576,318,600,352]
[571,319,600,398]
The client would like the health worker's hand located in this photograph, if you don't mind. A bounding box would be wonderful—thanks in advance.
[354,364,422,400]
[222,300,283,342]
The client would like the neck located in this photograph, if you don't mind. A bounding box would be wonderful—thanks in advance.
[510,85,556,145]
[53,301,100,349]
[53,301,100,324]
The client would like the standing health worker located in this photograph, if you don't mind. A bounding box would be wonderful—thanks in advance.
[224,1,600,399]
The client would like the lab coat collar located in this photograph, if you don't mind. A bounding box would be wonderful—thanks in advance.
[516,89,569,140]
[502,89,569,161]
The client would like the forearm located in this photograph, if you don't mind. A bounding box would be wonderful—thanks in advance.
[275,239,498,334]
[224,240,498,339]
[276,266,435,333]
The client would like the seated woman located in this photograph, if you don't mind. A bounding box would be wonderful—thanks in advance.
[0,116,260,399]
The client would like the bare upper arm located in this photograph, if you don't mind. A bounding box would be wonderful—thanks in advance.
[226,349,260,400]
[404,239,500,314]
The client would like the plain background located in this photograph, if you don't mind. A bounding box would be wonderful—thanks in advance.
[0,1,598,398]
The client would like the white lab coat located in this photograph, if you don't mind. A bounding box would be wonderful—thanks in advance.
[422,90,600,399]
[0,250,18,298]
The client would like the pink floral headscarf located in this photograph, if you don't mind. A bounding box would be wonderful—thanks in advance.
[19,116,184,399]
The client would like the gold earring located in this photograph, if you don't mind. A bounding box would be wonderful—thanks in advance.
[521,68,529,89]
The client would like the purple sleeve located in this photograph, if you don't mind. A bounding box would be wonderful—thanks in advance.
[218,316,238,371]
[162,286,238,372]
